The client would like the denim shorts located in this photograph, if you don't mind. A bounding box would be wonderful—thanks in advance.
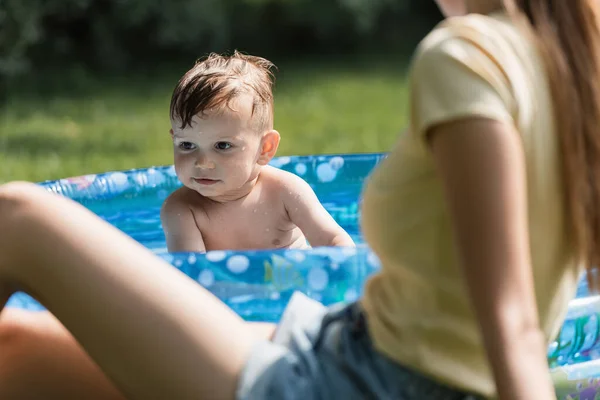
[236,291,484,400]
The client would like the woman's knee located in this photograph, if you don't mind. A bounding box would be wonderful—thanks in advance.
[0,182,47,234]
[0,310,125,400]
[0,313,23,349]
[0,310,47,355]
[0,182,53,274]
[0,311,42,376]
[0,312,42,397]
[0,310,80,376]
[0,181,46,214]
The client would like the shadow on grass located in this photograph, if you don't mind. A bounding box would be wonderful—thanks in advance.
[0,132,140,157]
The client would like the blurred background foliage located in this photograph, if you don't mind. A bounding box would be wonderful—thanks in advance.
[0,0,443,182]
[0,0,441,78]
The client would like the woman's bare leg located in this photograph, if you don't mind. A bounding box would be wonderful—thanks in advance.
[0,309,275,400]
[0,309,126,399]
[0,182,273,400]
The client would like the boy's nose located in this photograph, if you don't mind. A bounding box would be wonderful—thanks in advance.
[195,155,216,170]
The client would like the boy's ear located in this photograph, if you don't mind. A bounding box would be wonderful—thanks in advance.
[169,129,174,139]
[257,130,280,165]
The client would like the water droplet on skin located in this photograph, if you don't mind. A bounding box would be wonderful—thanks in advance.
[266,228,270,232]
[253,209,257,213]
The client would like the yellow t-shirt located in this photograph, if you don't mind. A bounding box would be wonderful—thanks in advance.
[360,11,582,398]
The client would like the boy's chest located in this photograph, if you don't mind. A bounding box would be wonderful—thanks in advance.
[194,200,302,250]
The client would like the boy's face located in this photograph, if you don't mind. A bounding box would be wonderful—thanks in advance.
[170,95,279,200]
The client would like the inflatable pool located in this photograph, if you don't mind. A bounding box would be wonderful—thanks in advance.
[6,152,600,399]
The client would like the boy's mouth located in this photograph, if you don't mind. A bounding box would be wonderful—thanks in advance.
[193,178,220,186]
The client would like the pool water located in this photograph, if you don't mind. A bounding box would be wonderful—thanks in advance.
[7,153,383,319]
[55,153,378,255]
[6,152,600,394]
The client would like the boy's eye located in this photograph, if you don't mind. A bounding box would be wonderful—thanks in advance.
[178,141,196,151]
[215,142,233,150]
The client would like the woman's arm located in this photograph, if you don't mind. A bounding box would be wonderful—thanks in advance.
[429,118,556,400]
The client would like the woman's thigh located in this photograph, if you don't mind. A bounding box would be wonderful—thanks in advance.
[0,182,276,400]
[0,308,276,400]
[0,309,126,400]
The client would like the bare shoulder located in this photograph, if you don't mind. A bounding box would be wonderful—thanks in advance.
[160,186,208,252]
[161,187,190,213]
[160,186,206,220]
[260,165,312,196]
[261,166,354,247]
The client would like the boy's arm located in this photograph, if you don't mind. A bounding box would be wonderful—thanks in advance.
[283,174,355,248]
[160,193,206,253]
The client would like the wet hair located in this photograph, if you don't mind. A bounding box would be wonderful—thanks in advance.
[170,50,276,132]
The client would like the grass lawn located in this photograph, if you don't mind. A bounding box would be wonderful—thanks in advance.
[1,57,411,183]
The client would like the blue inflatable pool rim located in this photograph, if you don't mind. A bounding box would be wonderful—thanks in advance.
[6,152,600,397]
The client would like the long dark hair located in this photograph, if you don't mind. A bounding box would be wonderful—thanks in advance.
[505,0,600,290]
